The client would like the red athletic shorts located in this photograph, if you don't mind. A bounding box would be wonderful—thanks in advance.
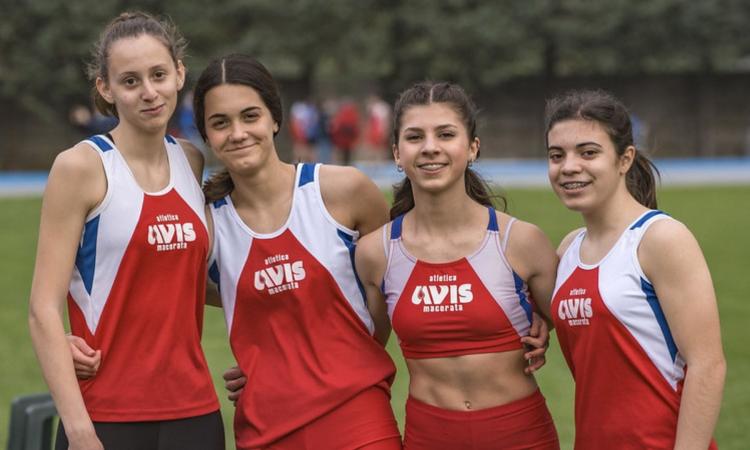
[260,386,402,450]
[403,389,559,450]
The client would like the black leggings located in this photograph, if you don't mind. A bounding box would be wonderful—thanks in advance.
[55,410,224,450]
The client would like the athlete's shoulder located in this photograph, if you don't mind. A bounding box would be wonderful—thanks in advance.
[51,141,104,179]
[319,164,375,192]
[357,224,386,254]
[639,216,692,255]
[354,224,388,283]
[557,227,585,258]
[319,164,388,234]
[499,213,550,247]
[46,142,106,208]
[176,138,205,183]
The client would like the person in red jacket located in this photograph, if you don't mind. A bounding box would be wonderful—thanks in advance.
[330,100,360,165]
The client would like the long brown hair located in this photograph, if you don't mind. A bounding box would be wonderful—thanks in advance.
[87,11,186,117]
[390,81,505,219]
[544,89,660,209]
[194,54,284,203]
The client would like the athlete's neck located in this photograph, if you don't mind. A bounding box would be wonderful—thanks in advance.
[230,158,296,211]
[109,123,168,163]
[582,191,648,241]
[409,187,487,237]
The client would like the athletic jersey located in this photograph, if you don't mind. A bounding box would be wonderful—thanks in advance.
[382,207,533,359]
[551,210,717,449]
[67,134,219,421]
[209,163,396,449]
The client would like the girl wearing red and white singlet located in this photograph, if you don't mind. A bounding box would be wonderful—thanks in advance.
[545,90,725,449]
[193,54,402,450]
[29,12,223,450]
[356,82,560,450]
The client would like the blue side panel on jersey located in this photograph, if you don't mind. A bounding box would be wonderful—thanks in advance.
[337,229,367,305]
[208,261,221,292]
[165,134,177,144]
[487,207,499,231]
[213,197,228,208]
[641,278,678,362]
[88,135,113,152]
[298,163,316,187]
[630,210,665,230]
[512,271,533,323]
[75,215,100,295]
[390,215,404,239]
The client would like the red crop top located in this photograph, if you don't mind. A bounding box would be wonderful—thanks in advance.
[381,208,533,359]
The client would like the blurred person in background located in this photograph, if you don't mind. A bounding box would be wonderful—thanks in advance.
[30,11,223,450]
[289,98,320,162]
[364,93,392,160]
[545,89,725,450]
[330,99,360,165]
[68,103,118,136]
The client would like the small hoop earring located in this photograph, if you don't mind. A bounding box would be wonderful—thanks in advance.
[396,165,404,173]
[468,160,474,168]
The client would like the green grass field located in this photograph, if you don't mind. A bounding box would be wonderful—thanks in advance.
[2,186,748,448]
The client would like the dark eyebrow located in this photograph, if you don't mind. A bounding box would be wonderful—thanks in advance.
[207,106,261,121]
[403,124,458,133]
[576,142,603,149]
[547,142,603,152]
[117,71,138,80]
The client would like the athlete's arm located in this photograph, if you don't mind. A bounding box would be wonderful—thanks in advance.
[178,138,205,185]
[355,226,391,346]
[523,313,550,374]
[28,144,105,449]
[505,219,558,323]
[204,207,222,308]
[318,165,389,234]
[639,219,725,450]
[503,219,558,374]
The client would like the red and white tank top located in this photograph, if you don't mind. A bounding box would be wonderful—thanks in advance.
[68,134,218,421]
[209,163,395,449]
[552,210,716,449]
[382,207,533,359]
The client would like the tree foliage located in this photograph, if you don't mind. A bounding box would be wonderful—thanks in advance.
[2,0,750,120]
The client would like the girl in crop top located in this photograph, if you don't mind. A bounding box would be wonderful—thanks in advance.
[356,81,560,450]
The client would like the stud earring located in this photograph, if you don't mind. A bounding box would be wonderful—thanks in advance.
[396,165,404,173]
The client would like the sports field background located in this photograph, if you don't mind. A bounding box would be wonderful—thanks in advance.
[1,186,748,448]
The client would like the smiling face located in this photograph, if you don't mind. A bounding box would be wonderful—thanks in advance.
[203,83,279,175]
[393,102,479,195]
[96,33,184,133]
[547,118,634,213]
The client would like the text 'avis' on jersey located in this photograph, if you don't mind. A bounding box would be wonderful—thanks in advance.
[146,214,196,252]
[411,283,473,313]
[557,288,593,326]
[254,253,306,296]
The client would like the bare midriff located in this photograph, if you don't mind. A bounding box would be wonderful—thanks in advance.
[405,348,537,411]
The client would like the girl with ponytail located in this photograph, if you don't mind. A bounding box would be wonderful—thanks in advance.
[30,11,223,450]
[546,89,724,449]
[356,81,560,449]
